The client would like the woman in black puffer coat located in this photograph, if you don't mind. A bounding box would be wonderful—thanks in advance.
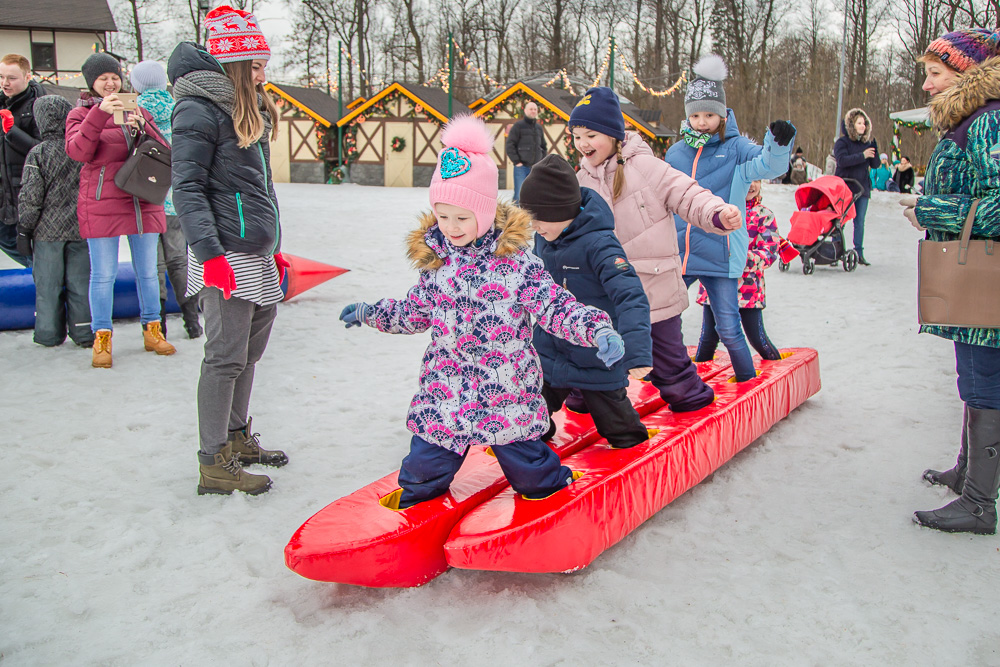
[834,108,879,265]
[168,6,290,497]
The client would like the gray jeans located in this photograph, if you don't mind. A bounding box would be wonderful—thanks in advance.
[197,288,277,455]
[157,215,191,306]
[32,239,93,346]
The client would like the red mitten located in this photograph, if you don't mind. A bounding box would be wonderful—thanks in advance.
[202,255,237,299]
[0,110,13,133]
[274,252,290,284]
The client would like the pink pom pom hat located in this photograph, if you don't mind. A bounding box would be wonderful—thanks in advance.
[429,115,499,237]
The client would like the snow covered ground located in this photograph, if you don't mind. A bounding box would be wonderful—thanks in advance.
[2,183,998,665]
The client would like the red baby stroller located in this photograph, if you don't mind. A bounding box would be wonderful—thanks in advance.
[779,176,863,275]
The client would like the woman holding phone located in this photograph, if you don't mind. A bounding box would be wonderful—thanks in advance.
[66,52,174,368]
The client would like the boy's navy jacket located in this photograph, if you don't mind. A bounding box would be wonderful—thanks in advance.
[533,187,652,390]
[664,108,793,279]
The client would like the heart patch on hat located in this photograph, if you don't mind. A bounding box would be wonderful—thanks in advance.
[440,147,472,179]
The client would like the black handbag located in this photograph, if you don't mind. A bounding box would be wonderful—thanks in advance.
[114,121,171,205]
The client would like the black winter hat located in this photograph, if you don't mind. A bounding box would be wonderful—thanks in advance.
[82,53,123,92]
[519,155,582,222]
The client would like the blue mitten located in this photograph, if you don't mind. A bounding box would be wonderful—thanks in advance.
[594,327,625,367]
[339,303,368,328]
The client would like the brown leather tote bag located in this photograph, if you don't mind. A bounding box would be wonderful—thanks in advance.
[918,199,1000,328]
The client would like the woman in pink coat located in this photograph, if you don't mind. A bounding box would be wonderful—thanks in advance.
[570,87,741,412]
[66,52,173,368]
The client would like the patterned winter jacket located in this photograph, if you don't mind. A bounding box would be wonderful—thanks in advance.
[136,89,175,215]
[916,55,1000,349]
[362,203,614,454]
[17,96,83,242]
[697,197,778,309]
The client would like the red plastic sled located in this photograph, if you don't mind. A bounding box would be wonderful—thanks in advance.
[443,348,820,574]
[284,350,731,588]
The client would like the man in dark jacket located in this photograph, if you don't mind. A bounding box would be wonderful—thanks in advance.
[0,54,43,266]
[520,155,653,449]
[505,101,546,203]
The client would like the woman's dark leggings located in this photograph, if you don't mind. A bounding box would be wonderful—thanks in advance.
[696,306,781,362]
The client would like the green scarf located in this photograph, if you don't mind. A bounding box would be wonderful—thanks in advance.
[681,120,711,149]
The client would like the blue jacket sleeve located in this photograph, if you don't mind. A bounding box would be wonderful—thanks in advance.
[589,236,652,370]
[737,130,794,183]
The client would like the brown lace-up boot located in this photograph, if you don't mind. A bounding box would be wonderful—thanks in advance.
[228,417,289,467]
[92,330,112,368]
[143,321,176,355]
[197,442,272,495]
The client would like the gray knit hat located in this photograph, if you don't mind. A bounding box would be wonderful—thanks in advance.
[129,61,168,94]
[81,52,123,91]
[684,55,727,118]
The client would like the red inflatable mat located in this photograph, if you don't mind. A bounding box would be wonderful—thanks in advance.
[284,350,730,588]
[443,348,820,574]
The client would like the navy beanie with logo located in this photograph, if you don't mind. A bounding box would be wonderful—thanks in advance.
[568,87,625,142]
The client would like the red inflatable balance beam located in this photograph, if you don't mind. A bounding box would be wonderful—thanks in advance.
[443,348,820,574]
[284,350,731,588]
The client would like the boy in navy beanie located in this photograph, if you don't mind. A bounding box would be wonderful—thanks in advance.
[520,155,653,448]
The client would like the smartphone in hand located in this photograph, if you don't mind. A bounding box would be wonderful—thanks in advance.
[114,92,138,125]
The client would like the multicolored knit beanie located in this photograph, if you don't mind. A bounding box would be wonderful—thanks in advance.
[205,5,270,63]
[429,115,499,238]
[685,55,728,118]
[925,28,1000,72]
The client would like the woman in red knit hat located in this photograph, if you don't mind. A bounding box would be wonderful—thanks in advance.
[168,6,289,496]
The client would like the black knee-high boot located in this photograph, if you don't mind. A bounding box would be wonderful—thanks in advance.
[914,407,1000,535]
[923,405,968,494]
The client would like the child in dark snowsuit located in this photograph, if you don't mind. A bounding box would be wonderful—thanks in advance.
[340,116,625,508]
[519,155,653,449]
[17,95,93,347]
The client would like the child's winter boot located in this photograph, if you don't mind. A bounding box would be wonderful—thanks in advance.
[914,407,1000,535]
[143,321,176,355]
[197,442,272,495]
[227,417,288,467]
[92,329,112,368]
[923,405,968,495]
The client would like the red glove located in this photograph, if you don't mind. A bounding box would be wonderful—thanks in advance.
[274,252,290,284]
[0,110,13,134]
[202,255,237,299]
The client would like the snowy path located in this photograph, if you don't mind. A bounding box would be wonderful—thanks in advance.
[2,183,997,665]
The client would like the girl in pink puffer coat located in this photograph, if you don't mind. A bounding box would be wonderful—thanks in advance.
[570,86,742,412]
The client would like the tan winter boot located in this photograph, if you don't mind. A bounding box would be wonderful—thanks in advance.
[143,321,176,356]
[92,329,112,368]
[228,417,289,467]
[197,442,272,496]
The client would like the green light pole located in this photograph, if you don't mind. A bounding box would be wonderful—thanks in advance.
[447,31,454,119]
[337,41,343,173]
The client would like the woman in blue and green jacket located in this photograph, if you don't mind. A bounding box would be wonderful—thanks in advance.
[907,28,1000,536]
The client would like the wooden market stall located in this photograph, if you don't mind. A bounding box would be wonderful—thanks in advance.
[265,82,342,183]
[334,82,453,187]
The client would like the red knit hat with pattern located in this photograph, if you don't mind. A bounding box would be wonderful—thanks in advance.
[205,5,270,63]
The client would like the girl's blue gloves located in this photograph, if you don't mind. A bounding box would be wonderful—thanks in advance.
[594,328,625,367]
[340,303,367,328]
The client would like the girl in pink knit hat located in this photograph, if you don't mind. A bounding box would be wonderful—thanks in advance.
[340,115,626,508]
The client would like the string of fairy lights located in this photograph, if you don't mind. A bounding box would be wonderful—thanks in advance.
[313,38,683,99]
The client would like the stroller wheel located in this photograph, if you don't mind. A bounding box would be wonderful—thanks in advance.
[802,258,815,275]
[779,260,789,272]
[844,249,859,272]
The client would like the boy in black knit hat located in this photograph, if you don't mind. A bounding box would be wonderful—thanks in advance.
[520,155,654,448]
